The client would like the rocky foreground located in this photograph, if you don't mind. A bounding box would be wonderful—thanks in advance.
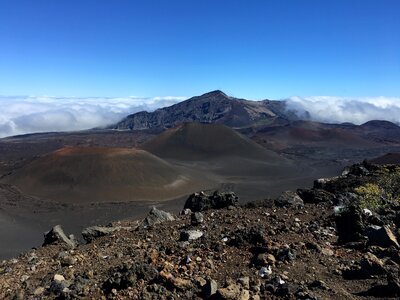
[1,162,400,299]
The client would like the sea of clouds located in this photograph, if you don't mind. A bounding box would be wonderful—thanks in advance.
[0,95,185,138]
[1,95,400,138]
[285,96,400,125]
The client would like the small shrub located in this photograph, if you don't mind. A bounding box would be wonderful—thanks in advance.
[354,183,385,210]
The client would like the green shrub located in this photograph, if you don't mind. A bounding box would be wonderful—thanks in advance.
[354,183,385,210]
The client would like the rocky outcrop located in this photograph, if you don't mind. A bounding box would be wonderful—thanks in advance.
[184,191,239,212]
[82,225,132,243]
[43,225,77,248]
[366,225,400,248]
[274,191,304,208]
[141,206,175,227]
[296,188,334,204]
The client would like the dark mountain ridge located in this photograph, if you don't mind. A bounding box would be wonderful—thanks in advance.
[111,90,300,130]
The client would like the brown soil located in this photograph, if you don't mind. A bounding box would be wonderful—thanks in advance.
[3,146,214,203]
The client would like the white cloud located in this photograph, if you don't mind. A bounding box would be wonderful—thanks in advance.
[2,94,398,138]
[0,96,186,138]
[285,96,400,125]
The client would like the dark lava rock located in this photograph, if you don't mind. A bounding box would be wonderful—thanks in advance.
[343,253,386,279]
[366,225,400,248]
[344,163,371,176]
[277,246,297,262]
[394,212,400,228]
[68,276,92,297]
[335,205,365,244]
[387,273,400,296]
[184,191,239,212]
[43,225,77,248]
[274,191,304,208]
[228,227,266,247]
[296,189,334,204]
[103,263,158,294]
[49,281,71,297]
[366,214,384,226]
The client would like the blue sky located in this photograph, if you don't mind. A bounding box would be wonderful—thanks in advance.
[0,0,399,99]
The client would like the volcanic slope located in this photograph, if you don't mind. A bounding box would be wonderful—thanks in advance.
[251,121,379,151]
[141,123,308,200]
[141,122,287,162]
[3,147,214,203]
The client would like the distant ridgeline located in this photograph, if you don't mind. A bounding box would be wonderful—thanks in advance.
[109,90,301,130]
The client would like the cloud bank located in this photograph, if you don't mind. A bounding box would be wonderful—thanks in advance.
[1,95,399,138]
[0,96,185,138]
[285,96,400,125]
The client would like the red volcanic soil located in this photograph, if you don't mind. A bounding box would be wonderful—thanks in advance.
[2,147,213,203]
[141,122,286,162]
[370,153,400,165]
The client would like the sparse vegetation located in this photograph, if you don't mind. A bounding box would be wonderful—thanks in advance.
[377,168,400,202]
[354,183,385,210]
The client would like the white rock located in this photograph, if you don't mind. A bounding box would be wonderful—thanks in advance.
[53,274,65,282]
[362,208,373,217]
[259,265,272,278]
[180,230,204,241]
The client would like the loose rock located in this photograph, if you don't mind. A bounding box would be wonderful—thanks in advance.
[179,230,204,241]
[184,191,239,212]
[43,225,78,248]
[366,225,400,248]
[275,191,304,208]
[142,206,175,227]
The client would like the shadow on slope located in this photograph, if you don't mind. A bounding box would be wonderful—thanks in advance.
[370,153,400,165]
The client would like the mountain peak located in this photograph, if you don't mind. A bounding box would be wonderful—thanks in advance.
[110,91,292,130]
[199,90,229,98]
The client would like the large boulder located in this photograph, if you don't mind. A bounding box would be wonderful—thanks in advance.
[184,191,239,212]
[142,206,175,227]
[313,177,340,190]
[43,225,77,248]
[274,191,304,208]
[343,252,386,279]
[297,189,334,204]
[335,205,365,244]
[366,225,400,249]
